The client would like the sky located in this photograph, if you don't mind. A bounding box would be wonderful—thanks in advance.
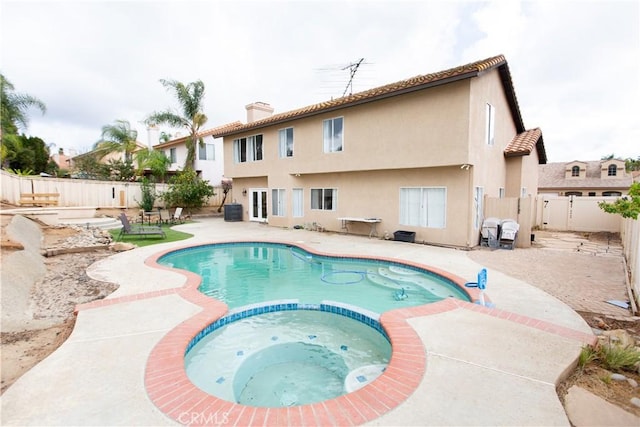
[1,0,639,162]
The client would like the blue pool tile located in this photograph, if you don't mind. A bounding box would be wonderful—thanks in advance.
[236,350,244,356]
[340,345,348,351]
[271,336,278,341]
[216,377,225,384]
[308,335,317,340]
[356,375,367,383]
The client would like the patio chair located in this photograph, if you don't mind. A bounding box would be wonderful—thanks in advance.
[117,212,166,241]
[170,207,185,224]
[498,219,519,250]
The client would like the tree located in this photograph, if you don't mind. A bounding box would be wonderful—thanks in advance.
[161,169,215,213]
[1,73,46,167]
[217,178,232,212]
[3,134,50,174]
[93,120,139,162]
[599,182,640,219]
[0,73,46,137]
[145,79,207,170]
[135,148,171,182]
[625,156,640,172]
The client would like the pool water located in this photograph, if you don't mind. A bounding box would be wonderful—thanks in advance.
[184,309,391,406]
[159,242,470,313]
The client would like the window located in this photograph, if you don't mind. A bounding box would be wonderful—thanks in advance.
[198,143,215,160]
[271,189,286,216]
[474,187,484,230]
[278,127,294,158]
[485,103,495,146]
[499,187,505,199]
[607,164,617,176]
[565,191,583,196]
[168,148,177,163]
[311,188,336,210]
[571,166,580,177]
[233,135,263,163]
[588,192,596,197]
[603,191,622,196]
[521,187,527,198]
[323,117,343,152]
[399,187,446,228]
[292,188,304,217]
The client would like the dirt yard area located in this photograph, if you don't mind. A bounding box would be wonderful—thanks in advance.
[1,210,638,417]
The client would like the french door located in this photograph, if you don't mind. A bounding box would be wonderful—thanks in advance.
[250,189,268,222]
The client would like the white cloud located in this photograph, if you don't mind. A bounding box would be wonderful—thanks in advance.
[1,0,638,161]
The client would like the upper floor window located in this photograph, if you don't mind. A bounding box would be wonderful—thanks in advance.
[485,103,495,146]
[571,166,580,177]
[278,127,294,158]
[168,148,177,163]
[323,117,343,152]
[198,143,215,161]
[607,164,617,176]
[233,135,263,163]
[311,188,336,210]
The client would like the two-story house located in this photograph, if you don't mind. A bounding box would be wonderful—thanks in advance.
[218,55,547,248]
[538,159,633,197]
[152,122,241,185]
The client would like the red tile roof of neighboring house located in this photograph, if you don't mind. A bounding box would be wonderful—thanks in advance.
[505,128,547,163]
[154,121,243,149]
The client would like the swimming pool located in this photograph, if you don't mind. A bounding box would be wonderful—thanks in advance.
[158,242,471,313]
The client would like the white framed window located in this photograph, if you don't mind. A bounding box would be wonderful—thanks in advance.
[485,103,495,146]
[399,187,446,228]
[499,187,505,198]
[571,165,580,177]
[198,143,215,160]
[521,187,527,198]
[323,117,343,152]
[233,135,263,163]
[271,189,286,216]
[474,186,484,230]
[168,148,177,163]
[292,188,304,217]
[278,127,294,158]
[311,188,336,210]
[607,164,617,176]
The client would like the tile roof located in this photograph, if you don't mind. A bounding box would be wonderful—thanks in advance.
[216,54,529,137]
[538,161,633,189]
[154,121,243,149]
[504,128,546,163]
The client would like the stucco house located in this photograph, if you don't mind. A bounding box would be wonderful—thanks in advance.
[152,122,241,185]
[218,55,547,248]
[538,159,633,197]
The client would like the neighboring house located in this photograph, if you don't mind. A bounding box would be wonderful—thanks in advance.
[49,148,77,171]
[153,122,241,185]
[70,142,147,176]
[538,160,633,197]
[218,55,546,248]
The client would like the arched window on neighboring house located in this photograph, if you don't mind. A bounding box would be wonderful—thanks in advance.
[602,191,622,196]
[608,164,617,176]
[565,191,583,196]
[571,165,580,177]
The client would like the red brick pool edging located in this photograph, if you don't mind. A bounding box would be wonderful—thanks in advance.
[75,240,597,426]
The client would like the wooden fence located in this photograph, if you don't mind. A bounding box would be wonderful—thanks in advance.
[0,170,231,209]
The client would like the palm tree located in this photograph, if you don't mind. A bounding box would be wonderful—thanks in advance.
[135,148,171,182]
[0,73,46,137]
[145,79,207,170]
[93,120,139,162]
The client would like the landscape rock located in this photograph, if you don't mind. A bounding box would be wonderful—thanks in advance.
[110,242,136,252]
[600,329,635,348]
[610,373,627,381]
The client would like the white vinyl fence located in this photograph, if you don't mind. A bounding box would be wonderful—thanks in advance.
[621,217,640,312]
[535,195,622,232]
[0,170,231,209]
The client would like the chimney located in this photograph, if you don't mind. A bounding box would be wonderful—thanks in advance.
[147,124,160,148]
[245,102,274,123]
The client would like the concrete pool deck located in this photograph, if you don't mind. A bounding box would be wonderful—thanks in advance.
[1,218,597,426]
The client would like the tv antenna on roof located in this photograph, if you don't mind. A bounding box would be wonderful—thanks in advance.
[342,58,365,97]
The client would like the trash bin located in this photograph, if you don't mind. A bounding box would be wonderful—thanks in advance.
[224,203,243,222]
[393,230,416,243]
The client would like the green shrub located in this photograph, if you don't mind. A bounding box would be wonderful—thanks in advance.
[597,344,640,372]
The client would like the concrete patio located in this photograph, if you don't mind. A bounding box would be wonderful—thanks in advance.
[1,217,603,425]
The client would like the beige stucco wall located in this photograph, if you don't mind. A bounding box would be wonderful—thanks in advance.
[223,67,535,248]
